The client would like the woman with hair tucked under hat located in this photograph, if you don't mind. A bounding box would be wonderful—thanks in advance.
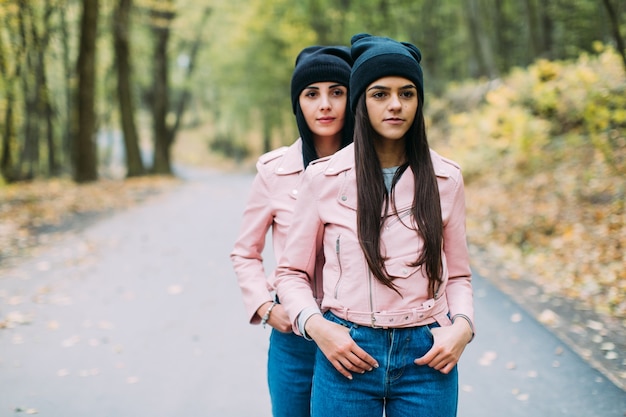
[274,33,474,417]
[230,45,353,417]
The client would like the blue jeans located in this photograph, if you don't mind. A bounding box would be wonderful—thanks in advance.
[311,312,458,417]
[267,329,317,417]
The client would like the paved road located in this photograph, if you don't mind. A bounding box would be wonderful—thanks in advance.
[1,168,624,416]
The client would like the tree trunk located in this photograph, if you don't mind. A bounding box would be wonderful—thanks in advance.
[167,7,211,147]
[37,5,58,176]
[1,89,16,182]
[0,21,16,182]
[150,2,174,175]
[493,0,512,71]
[523,0,542,58]
[465,0,498,78]
[113,0,145,177]
[602,0,626,72]
[538,0,554,59]
[60,6,73,174]
[418,1,440,82]
[74,0,99,183]
[17,1,37,180]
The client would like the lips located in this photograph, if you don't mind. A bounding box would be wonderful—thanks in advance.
[317,117,336,123]
[384,118,404,124]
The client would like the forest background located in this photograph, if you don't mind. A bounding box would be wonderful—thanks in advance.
[0,0,625,388]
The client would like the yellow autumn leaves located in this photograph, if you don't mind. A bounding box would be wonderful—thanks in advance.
[428,44,625,320]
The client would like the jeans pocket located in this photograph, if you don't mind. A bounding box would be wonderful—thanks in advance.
[424,321,441,340]
[324,311,353,328]
[323,311,361,340]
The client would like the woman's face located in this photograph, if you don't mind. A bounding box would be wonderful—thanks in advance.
[365,76,418,142]
[299,82,347,141]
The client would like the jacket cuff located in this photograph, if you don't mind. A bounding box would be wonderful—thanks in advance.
[297,307,322,340]
[452,314,475,343]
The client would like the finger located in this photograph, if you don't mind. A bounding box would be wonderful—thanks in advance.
[332,360,354,380]
[342,352,375,373]
[439,359,458,375]
[414,350,435,366]
[351,346,379,369]
[431,356,448,370]
[439,363,453,375]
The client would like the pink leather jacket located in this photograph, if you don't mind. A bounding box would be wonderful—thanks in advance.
[231,139,323,324]
[274,143,474,333]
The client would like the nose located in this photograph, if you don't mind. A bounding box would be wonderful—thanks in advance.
[388,93,401,111]
[319,93,331,110]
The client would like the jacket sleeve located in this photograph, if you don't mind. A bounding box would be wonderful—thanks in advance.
[442,170,475,334]
[273,169,323,335]
[230,162,275,324]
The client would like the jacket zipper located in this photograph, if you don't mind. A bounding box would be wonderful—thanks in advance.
[333,235,343,298]
[384,208,412,230]
[368,269,376,327]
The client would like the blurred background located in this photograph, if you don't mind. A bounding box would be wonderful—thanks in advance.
[0,0,625,388]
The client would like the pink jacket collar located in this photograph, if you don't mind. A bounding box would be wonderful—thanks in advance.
[325,143,455,212]
[273,138,305,175]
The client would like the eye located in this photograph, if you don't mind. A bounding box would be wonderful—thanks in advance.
[371,91,386,99]
[400,90,415,98]
[331,88,346,97]
[304,90,319,98]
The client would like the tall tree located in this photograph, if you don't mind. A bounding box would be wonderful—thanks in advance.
[538,0,554,59]
[74,0,99,182]
[602,0,626,72]
[524,0,542,58]
[0,9,19,182]
[59,4,73,173]
[166,7,212,149]
[113,0,145,177]
[149,0,174,175]
[33,3,58,176]
[465,0,498,78]
[17,1,38,180]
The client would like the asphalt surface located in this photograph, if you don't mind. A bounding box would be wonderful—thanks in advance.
[1,168,624,417]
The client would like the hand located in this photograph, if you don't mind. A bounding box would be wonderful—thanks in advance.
[414,319,472,374]
[257,302,292,333]
[266,304,292,333]
[305,314,379,379]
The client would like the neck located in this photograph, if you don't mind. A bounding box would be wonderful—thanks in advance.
[313,134,342,158]
[375,139,406,168]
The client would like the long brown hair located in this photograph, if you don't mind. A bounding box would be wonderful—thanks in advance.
[354,95,443,297]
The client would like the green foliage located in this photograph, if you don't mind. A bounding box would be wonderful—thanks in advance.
[0,0,623,174]
[431,45,626,180]
[584,84,626,175]
[208,132,250,162]
[428,45,626,319]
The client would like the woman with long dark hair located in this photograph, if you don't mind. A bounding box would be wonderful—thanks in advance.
[275,34,474,417]
[231,45,353,417]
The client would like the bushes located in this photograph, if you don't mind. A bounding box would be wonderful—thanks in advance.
[428,45,626,319]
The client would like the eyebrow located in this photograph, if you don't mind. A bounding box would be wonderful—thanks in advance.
[304,83,345,90]
[367,84,416,91]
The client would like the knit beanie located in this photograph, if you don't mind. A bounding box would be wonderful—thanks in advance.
[290,46,354,167]
[349,33,424,112]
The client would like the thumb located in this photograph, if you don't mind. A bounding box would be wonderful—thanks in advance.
[414,349,433,366]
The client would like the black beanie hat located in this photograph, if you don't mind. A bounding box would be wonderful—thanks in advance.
[291,45,354,167]
[290,46,352,114]
[349,33,424,112]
